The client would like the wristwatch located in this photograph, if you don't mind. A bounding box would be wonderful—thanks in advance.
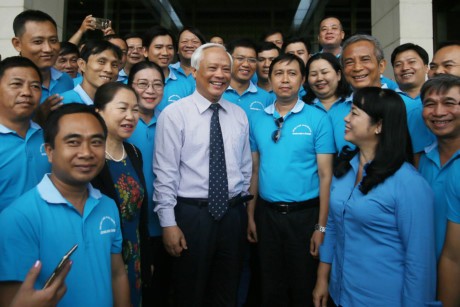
[315,224,326,233]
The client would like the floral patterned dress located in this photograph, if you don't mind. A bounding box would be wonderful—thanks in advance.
[108,158,144,307]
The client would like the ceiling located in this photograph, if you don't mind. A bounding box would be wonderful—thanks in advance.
[65,0,372,52]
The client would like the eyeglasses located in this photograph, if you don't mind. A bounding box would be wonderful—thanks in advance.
[233,56,257,65]
[133,81,164,91]
[128,46,144,52]
[271,117,284,143]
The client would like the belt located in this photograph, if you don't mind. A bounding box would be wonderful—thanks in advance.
[260,197,319,214]
[177,194,254,208]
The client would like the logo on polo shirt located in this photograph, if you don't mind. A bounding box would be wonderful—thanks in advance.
[168,94,181,103]
[40,143,47,156]
[292,124,312,136]
[249,101,265,111]
[99,216,116,235]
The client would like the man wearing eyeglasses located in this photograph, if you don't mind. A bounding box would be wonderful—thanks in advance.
[248,53,334,306]
[223,39,274,120]
[123,33,145,76]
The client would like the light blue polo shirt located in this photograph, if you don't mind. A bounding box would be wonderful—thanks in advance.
[40,67,74,103]
[446,159,460,224]
[381,75,398,90]
[73,73,82,87]
[127,115,161,236]
[117,69,128,84]
[170,62,196,88]
[396,90,435,153]
[223,81,275,120]
[316,96,355,153]
[0,122,50,213]
[419,142,460,259]
[155,68,195,113]
[0,175,122,307]
[250,100,335,202]
[61,84,94,105]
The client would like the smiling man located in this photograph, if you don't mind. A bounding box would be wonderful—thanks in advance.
[223,38,274,119]
[12,10,73,104]
[248,53,334,306]
[143,26,194,113]
[0,103,130,307]
[428,42,460,79]
[60,40,121,105]
[0,56,50,213]
[391,43,435,158]
[318,16,345,57]
[419,75,460,260]
[153,43,252,306]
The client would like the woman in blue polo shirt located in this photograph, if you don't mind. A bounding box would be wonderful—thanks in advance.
[91,82,150,307]
[313,87,436,306]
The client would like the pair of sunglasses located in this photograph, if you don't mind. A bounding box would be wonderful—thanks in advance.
[271,117,284,143]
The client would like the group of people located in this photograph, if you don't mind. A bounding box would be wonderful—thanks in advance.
[0,8,459,307]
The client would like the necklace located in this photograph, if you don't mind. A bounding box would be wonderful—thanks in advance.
[105,145,125,162]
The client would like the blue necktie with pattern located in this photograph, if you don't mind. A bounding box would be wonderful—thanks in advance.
[208,103,229,220]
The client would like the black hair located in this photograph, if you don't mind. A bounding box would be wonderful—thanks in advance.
[435,40,460,52]
[13,10,57,37]
[143,26,176,51]
[58,42,80,57]
[44,103,107,148]
[80,40,122,62]
[259,29,284,42]
[94,82,139,111]
[178,26,206,45]
[0,56,42,83]
[128,61,165,85]
[257,42,281,54]
[391,43,429,66]
[282,37,311,55]
[303,53,351,103]
[269,53,306,79]
[421,74,460,103]
[226,38,258,55]
[123,33,142,41]
[334,87,413,194]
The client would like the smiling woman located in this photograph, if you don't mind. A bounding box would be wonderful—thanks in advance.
[91,82,151,307]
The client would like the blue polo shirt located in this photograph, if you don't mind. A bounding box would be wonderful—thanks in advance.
[396,90,435,153]
[127,115,161,236]
[117,69,128,84]
[73,73,82,87]
[170,62,196,88]
[223,81,275,120]
[40,68,74,103]
[381,75,398,90]
[0,122,50,213]
[61,84,94,105]
[250,100,335,202]
[321,155,436,306]
[419,142,460,258]
[156,68,195,113]
[0,175,122,307]
[316,96,355,153]
[446,159,460,223]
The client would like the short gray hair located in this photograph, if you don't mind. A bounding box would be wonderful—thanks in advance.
[191,43,233,71]
[341,34,385,65]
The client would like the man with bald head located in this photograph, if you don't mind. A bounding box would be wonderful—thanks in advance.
[428,41,460,79]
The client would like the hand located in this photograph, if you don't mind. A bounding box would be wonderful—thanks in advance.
[79,15,96,33]
[33,94,63,126]
[10,260,71,307]
[247,217,258,243]
[102,21,115,36]
[162,226,187,257]
[312,278,329,307]
[310,230,325,257]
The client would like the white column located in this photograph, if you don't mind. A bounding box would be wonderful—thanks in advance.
[371,0,433,79]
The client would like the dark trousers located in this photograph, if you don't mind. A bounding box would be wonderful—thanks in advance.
[142,236,173,307]
[172,200,248,307]
[256,198,319,307]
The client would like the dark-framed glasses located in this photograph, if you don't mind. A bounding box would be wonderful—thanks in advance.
[271,117,284,143]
